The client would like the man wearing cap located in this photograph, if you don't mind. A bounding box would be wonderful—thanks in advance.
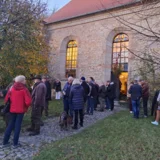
[27,75,47,136]
[42,75,51,117]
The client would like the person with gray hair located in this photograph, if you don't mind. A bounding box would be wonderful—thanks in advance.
[70,79,85,129]
[3,75,32,148]
[62,76,74,117]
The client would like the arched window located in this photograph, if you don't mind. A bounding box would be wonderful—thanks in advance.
[112,33,129,96]
[112,33,129,72]
[65,40,78,78]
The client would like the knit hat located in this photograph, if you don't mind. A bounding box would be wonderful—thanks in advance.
[81,77,85,81]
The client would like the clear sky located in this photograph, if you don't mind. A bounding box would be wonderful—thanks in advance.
[43,0,71,13]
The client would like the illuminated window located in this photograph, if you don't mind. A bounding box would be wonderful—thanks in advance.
[112,34,129,72]
[65,40,78,77]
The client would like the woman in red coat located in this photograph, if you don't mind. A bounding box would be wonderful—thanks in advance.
[3,75,32,148]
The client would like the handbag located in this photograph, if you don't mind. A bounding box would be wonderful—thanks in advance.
[1,88,12,115]
[2,98,11,114]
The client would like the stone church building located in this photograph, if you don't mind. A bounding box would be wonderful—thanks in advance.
[44,0,159,97]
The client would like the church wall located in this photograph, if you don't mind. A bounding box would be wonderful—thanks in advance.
[46,4,160,83]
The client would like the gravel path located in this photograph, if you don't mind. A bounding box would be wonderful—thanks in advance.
[0,106,124,160]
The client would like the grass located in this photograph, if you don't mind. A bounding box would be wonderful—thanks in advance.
[34,111,160,160]
[0,99,63,132]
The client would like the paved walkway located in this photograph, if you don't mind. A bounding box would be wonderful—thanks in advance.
[0,107,124,160]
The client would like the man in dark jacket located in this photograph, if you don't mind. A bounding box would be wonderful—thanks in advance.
[70,79,85,129]
[107,81,116,111]
[80,77,89,102]
[140,81,149,117]
[42,75,52,117]
[98,82,107,112]
[27,75,47,136]
[87,77,97,115]
[63,76,74,117]
[54,79,62,100]
[151,90,159,116]
[129,80,142,119]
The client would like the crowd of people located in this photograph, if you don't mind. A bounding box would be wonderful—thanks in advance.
[128,79,160,126]
[1,74,160,148]
[62,76,116,129]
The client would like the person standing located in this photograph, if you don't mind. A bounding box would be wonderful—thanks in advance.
[140,81,149,118]
[151,90,159,116]
[94,81,99,110]
[70,79,85,129]
[27,75,46,136]
[129,80,142,119]
[127,82,134,113]
[62,76,74,116]
[87,77,97,115]
[98,82,107,112]
[3,75,32,148]
[80,77,90,113]
[105,81,111,110]
[54,79,62,100]
[42,75,52,117]
[151,91,160,125]
[107,81,116,111]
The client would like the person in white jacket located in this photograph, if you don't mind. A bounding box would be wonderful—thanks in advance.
[151,91,160,125]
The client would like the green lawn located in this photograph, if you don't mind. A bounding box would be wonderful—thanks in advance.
[0,99,63,132]
[34,111,159,160]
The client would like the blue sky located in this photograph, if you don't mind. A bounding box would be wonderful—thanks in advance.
[43,0,70,13]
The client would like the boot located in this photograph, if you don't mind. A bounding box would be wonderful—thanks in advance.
[26,123,35,132]
[29,124,40,136]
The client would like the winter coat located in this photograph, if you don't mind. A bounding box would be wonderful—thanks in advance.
[107,83,116,99]
[81,81,90,96]
[99,85,107,99]
[129,84,142,101]
[54,81,62,92]
[44,81,52,101]
[63,82,72,99]
[70,84,85,110]
[88,82,97,98]
[5,82,32,113]
[95,84,99,97]
[141,82,149,98]
[32,82,47,107]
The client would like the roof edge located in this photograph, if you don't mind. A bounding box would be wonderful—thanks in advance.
[44,1,141,25]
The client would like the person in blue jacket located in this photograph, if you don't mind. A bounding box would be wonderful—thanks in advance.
[62,76,74,117]
[70,79,85,129]
[129,79,142,119]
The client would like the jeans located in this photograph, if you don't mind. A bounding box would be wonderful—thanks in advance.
[63,98,73,117]
[132,100,140,118]
[74,109,83,127]
[105,97,111,109]
[143,97,148,116]
[87,97,95,114]
[3,113,24,145]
